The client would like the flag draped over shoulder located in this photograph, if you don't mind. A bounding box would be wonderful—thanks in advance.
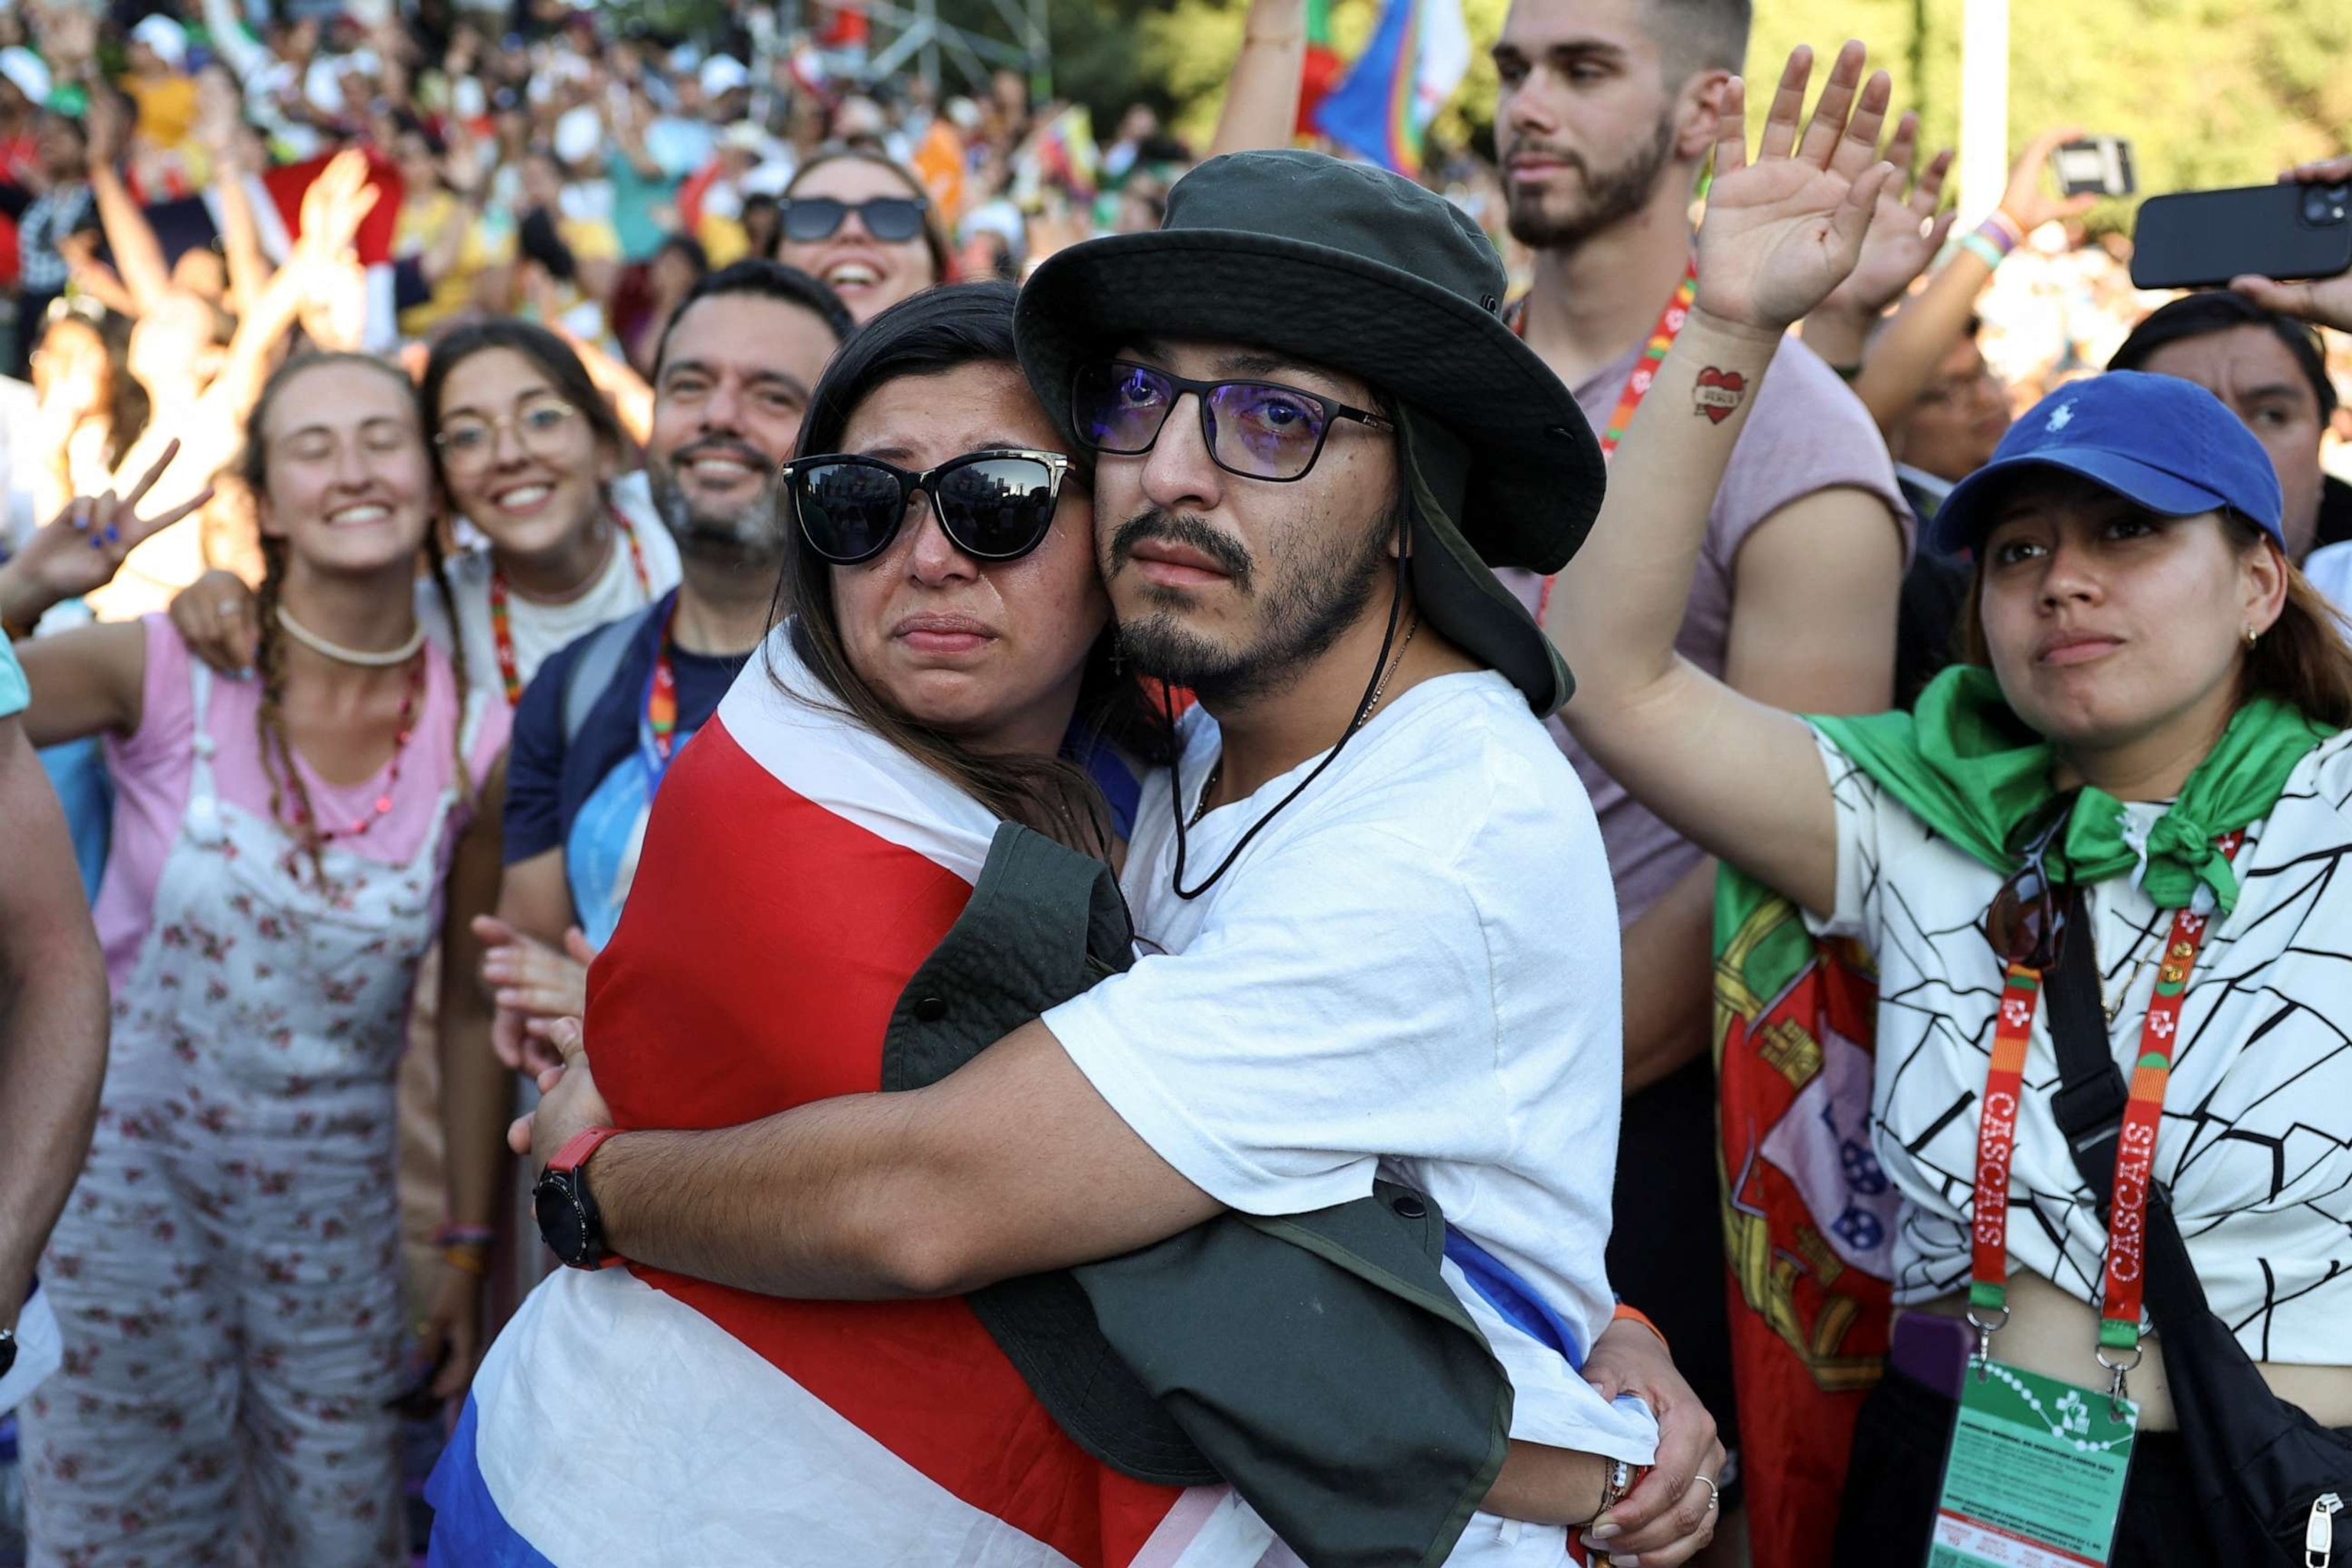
[1312,0,1469,178]
[1712,871,1891,1568]
[426,631,1267,1568]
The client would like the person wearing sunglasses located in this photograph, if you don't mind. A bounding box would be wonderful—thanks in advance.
[508,153,1734,1567]
[777,149,951,324]
[1542,46,2352,1567]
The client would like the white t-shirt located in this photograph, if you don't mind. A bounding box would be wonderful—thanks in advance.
[2301,540,2352,628]
[1808,727,2352,1361]
[419,488,681,704]
[1043,671,1657,1563]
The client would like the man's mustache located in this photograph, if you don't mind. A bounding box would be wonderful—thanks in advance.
[1107,509,1255,589]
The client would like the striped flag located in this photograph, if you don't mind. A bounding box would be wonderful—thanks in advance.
[427,631,1270,1568]
[1312,0,1471,178]
[1295,0,1343,136]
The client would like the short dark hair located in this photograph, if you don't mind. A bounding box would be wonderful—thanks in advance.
[650,259,854,380]
[1645,0,1752,80]
[2108,290,2337,420]
[416,318,624,488]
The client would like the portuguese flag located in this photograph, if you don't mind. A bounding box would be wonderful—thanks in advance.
[1296,0,1341,136]
[1713,873,1893,1568]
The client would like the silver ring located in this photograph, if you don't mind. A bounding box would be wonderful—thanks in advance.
[1697,1475,1720,1511]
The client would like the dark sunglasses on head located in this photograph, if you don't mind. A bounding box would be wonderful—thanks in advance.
[1985,790,2080,971]
[782,448,1072,565]
[1070,360,1395,483]
[779,194,929,245]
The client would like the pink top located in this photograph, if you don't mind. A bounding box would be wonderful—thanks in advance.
[94,616,513,988]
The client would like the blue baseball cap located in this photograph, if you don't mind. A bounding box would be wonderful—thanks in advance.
[1928,371,2285,557]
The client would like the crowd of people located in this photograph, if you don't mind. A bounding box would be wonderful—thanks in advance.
[0,0,2348,1565]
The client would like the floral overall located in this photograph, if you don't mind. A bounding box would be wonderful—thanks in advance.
[22,662,479,1566]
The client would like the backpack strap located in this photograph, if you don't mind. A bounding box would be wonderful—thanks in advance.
[560,606,649,750]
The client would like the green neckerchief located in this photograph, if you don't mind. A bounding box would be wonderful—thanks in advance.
[1813,665,2335,913]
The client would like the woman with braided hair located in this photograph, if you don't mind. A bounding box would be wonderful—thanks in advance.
[0,351,513,1564]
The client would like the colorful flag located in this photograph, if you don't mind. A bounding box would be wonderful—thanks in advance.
[1312,0,1471,178]
[1295,0,1342,136]
[427,634,1269,1568]
[1713,872,1893,1568]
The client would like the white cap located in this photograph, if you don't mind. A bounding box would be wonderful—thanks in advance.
[698,54,749,96]
[553,103,601,165]
[0,47,51,106]
[129,15,188,70]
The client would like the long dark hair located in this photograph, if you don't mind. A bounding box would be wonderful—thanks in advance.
[242,351,474,882]
[416,318,624,496]
[771,280,1163,858]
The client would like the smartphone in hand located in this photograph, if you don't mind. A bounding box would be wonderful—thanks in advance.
[2051,137,2135,199]
[2131,181,2352,291]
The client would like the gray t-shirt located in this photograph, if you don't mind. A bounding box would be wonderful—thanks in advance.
[1500,333,1910,925]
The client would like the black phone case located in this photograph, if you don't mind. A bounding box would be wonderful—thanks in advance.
[2132,184,2352,290]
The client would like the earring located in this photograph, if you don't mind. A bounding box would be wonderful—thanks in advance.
[2245,626,2261,648]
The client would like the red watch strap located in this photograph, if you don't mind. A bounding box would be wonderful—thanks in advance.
[550,1125,625,1175]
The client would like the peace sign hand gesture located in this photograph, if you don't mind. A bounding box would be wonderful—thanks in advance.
[0,441,215,629]
[1694,41,1899,336]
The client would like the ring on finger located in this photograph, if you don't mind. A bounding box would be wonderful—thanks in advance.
[1696,1475,1720,1511]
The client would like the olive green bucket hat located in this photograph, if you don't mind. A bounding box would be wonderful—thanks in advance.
[1014,148,1605,715]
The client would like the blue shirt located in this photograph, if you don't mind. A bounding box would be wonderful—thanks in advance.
[504,594,746,942]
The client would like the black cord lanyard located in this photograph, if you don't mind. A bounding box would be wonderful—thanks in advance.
[1165,515,1413,901]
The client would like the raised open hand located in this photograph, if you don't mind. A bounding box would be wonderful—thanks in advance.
[1694,41,1898,335]
[294,149,381,265]
[1816,110,1955,321]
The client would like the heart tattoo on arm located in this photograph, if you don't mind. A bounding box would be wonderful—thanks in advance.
[1693,367,1747,424]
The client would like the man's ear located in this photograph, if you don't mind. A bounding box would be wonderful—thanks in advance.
[1673,68,1734,164]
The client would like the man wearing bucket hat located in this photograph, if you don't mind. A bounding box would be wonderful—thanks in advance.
[523,149,1729,1566]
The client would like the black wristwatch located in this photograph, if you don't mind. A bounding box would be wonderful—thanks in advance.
[0,1325,15,1381]
[534,1127,625,1269]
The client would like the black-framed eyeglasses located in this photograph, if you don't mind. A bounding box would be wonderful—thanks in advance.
[1070,360,1396,482]
[779,195,929,245]
[1985,790,2080,970]
[781,448,1072,565]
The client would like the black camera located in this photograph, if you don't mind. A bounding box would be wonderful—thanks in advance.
[2299,184,2350,227]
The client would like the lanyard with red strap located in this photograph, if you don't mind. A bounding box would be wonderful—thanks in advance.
[1512,257,1700,622]
[487,506,655,705]
[1967,832,2240,1404]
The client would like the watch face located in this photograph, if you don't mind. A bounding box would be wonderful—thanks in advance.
[533,1173,591,1266]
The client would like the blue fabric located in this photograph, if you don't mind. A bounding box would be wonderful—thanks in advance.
[1075,730,1142,841]
[425,1396,560,1567]
[607,153,679,261]
[37,737,112,901]
[1929,371,2287,554]
[0,635,24,716]
[503,590,743,870]
[1442,1227,1584,1370]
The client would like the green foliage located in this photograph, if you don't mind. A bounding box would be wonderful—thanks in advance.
[1108,0,2352,211]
